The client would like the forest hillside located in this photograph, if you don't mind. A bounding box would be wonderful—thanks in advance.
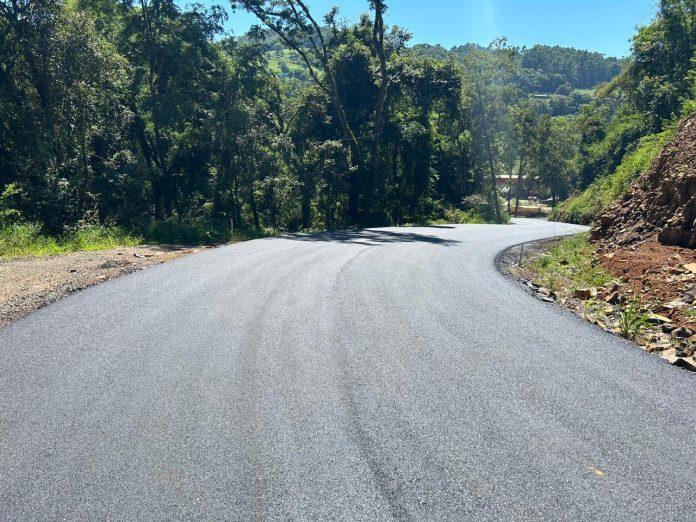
[1,0,692,253]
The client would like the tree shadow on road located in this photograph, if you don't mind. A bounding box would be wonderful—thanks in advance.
[275,228,460,246]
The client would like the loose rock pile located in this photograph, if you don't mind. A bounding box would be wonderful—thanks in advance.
[591,113,696,249]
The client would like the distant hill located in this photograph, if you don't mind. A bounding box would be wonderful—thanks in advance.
[239,30,624,117]
[410,43,626,94]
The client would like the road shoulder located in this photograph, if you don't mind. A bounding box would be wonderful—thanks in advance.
[0,245,203,327]
[498,235,696,373]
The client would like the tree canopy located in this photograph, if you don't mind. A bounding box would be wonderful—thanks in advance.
[2,0,656,241]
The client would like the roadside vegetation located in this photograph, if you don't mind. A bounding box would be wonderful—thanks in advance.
[2,0,694,254]
[0,221,276,259]
[549,128,675,223]
[0,224,141,259]
[0,0,627,253]
[618,301,650,342]
[530,233,613,292]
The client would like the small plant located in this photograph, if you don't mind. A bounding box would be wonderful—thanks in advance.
[686,308,696,324]
[619,300,649,341]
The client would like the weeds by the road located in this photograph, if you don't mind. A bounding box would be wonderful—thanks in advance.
[530,233,613,292]
[619,300,649,341]
[0,224,141,259]
[0,221,272,259]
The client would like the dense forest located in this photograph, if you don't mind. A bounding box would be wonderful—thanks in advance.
[0,0,692,245]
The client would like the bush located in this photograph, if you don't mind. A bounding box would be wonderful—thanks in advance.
[436,207,488,225]
[68,225,141,251]
[461,194,510,223]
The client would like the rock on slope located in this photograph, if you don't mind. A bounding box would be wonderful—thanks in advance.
[591,113,696,248]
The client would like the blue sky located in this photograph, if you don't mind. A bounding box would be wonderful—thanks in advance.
[193,0,659,57]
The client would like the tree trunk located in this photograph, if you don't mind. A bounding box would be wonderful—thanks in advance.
[476,87,502,222]
[366,0,389,225]
[514,150,526,218]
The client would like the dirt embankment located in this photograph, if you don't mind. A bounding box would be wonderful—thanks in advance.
[591,113,696,249]
[0,245,201,327]
[601,241,696,329]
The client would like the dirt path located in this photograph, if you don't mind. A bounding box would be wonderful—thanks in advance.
[0,245,202,327]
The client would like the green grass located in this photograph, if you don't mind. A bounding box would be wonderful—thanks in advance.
[530,233,614,292]
[0,221,273,259]
[550,127,673,224]
[618,300,649,341]
[0,223,142,259]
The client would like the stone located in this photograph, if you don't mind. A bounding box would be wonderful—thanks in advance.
[671,327,694,339]
[684,263,696,274]
[663,300,689,310]
[646,314,672,325]
[676,346,695,358]
[662,323,677,333]
[673,357,696,371]
[599,214,614,227]
[574,288,597,300]
[605,291,624,305]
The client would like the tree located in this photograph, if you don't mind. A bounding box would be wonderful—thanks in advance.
[507,104,537,216]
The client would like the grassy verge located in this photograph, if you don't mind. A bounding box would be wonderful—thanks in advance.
[1,199,505,259]
[529,233,613,293]
[144,221,270,245]
[0,224,142,259]
[0,221,274,260]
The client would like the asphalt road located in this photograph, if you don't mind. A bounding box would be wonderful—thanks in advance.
[1,218,694,520]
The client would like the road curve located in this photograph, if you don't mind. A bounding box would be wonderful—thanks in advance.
[1,218,694,520]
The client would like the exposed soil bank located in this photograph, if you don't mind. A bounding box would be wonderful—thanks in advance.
[592,113,696,249]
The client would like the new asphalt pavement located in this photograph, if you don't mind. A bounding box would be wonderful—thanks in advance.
[1,218,694,520]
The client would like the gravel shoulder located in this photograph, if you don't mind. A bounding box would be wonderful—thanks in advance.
[0,245,202,327]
